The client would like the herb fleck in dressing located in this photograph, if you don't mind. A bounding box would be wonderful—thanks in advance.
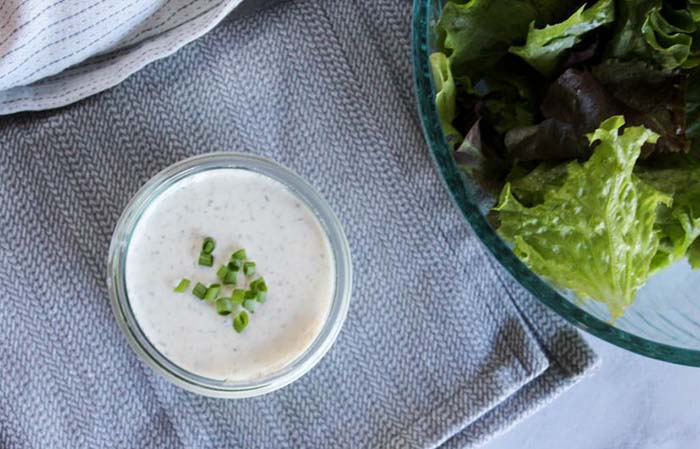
[125,169,335,381]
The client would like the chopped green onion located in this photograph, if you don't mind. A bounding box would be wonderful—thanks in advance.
[198,253,213,267]
[202,237,216,255]
[243,261,256,277]
[250,277,267,292]
[216,265,229,281]
[175,241,266,333]
[231,289,246,304]
[173,278,190,293]
[230,249,246,261]
[224,270,238,285]
[243,299,259,313]
[204,284,221,302]
[192,282,207,299]
[216,297,234,315]
[233,311,249,333]
[249,277,267,302]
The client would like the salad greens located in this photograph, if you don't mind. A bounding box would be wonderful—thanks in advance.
[608,0,700,70]
[496,117,669,319]
[432,0,700,318]
[430,52,461,146]
[637,159,700,271]
[510,0,615,77]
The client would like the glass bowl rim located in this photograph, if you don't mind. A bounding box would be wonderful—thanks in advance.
[107,152,353,397]
[411,0,700,367]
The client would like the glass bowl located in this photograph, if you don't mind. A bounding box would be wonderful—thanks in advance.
[107,153,352,397]
[412,0,700,366]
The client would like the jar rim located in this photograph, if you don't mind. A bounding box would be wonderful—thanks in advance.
[107,152,353,398]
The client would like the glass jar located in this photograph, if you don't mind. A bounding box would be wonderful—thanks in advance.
[107,152,352,397]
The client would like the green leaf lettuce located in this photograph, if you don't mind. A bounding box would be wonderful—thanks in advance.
[495,116,671,319]
[637,159,700,271]
[438,0,536,76]
[509,0,615,76]
[608,0,700,70]
[430,52,462,147]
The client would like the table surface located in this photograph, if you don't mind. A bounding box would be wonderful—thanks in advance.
[481,333,700,449]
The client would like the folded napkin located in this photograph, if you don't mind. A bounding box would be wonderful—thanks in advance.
[0,0,598,448]
[0,0,249,114]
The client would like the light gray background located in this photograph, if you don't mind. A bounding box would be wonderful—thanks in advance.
[482,336,699,449]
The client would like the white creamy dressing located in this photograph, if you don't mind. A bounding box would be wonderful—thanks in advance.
[125,168,335,381]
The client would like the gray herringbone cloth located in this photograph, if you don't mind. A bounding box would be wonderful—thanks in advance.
[0,0,599,448]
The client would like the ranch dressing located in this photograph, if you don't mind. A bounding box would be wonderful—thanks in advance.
[125,168,335,381]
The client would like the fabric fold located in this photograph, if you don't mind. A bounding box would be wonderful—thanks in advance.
[0,0,245,114]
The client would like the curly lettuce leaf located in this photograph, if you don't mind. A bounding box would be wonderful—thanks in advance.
[433,0,585,158]
[430,52,462,147]
[607,0,658,61]
[495,116,670,319]
[592,59,689,154]
[471,69,537,134]
[506,69,621,161]
[509,0,615,76]
[607,0,700,70]
[507,65,691,161]
[642,5,697,70]
[454,119,509,192]
[691,0,700,21]
[437,0,583,77]
[690,238,700,268]
[437,0,538,76]
[654,188,700,270]
[508,162,568,206]
[637,160,700,271]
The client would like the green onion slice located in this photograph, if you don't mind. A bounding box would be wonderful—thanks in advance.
[243,299,259,313]
[192,282,207,299]
[204,284,221,302]
[250,277,267,292]
[198,253,213,267]
[230,249,246,261]
[173,278,190,293]
[243,261,256,277]
[231,289,246,304]
[216,297,234,315]
[224,270,237,285]
[233,311,249,333]
[202,237,216,255]
[216,265,229,280]
[176,242,267,332]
